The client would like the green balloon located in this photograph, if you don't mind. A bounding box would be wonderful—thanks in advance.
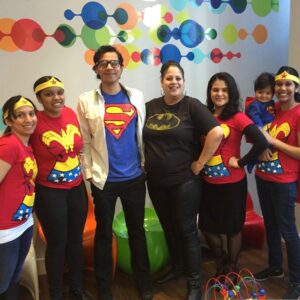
[113,207,170,275]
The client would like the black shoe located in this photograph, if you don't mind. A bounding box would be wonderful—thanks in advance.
[70,289,92,300]
[254,267,284,281]
[155,269,183,285]
[187,288,202,300]
[139,290,153,300]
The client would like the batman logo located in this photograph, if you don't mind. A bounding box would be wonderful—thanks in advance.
[146,113,180,130]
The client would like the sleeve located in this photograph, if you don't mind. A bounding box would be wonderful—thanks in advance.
[245,102,264,128]
[0,137,18,165]
[76,98,93,180]
[238,124,269,167]
[189,98,220,135]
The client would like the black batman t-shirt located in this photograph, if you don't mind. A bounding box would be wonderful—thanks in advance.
[143,96,218,187]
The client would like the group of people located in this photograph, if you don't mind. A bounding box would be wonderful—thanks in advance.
[1,44,300,300]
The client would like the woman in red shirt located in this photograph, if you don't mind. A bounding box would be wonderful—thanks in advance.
[199,72,268,278]
[30,76,90,300]
[254,66,300,300]
[0,96,37,299]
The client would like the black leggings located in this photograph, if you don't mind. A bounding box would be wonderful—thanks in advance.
[147,177,202,280]
[34,182,88,299]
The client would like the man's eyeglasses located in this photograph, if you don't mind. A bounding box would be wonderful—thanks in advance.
[96,60,120,69]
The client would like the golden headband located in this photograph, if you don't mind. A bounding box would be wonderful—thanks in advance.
[34,77,64,94]
[3,97,34,120]
[275,71,300,84]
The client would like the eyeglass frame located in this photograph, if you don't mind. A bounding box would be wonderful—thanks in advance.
[96,60,121,69]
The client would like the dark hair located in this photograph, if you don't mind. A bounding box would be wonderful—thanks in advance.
[33,76,63,96]
[254,72,275,95]
[206,72,241,120]
[2,95,37,134]
[160,61,185,80]
[93,45,124,79]
[275,66,300,102]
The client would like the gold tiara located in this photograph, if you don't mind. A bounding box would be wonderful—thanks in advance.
[3,97,34,120]
[34,77,64,94]
[275,71,300,84]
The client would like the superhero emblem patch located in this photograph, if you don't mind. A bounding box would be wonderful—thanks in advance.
[104,104,137,139]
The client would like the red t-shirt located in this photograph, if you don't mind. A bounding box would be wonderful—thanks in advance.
[202,112,252,184]
[30,107,83,189]
[0,134,37,229]
[256,103,300,183]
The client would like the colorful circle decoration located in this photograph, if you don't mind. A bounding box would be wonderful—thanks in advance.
[0,0,275,67]
[65,2,108,30]
[169,0,279,16]
[157,20,206,48]
[11,19,46,51]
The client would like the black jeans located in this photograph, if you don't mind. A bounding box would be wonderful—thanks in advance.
[147,177,202,282]
[34,182,88,299]
[91,174,151,293]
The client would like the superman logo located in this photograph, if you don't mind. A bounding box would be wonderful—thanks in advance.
[104,104,137,139]
[266,104,275,115]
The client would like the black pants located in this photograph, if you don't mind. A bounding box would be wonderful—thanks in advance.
[34,182,88,299]
[91,174,151,293]
[147,177,202,282]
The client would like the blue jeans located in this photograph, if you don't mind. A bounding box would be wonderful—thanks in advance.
[256,176,300,284]
[0,226,33,294]
[91,174,151,293]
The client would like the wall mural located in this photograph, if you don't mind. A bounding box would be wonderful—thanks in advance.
[0,0,280,131]
[0,0,278,64]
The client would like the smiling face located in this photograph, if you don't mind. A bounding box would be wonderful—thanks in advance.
[6,105,37,142]
[95,51,123,88]
[37,86,65,117]
[255,86,273,103]
[210,79,229,114]
[274,79,298,106]
[161,65,185,104]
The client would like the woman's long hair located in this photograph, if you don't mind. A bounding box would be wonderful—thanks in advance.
[206,72,241,120]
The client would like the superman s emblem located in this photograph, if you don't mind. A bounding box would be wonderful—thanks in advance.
[104,104,137,139]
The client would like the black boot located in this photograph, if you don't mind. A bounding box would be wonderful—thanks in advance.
[70,288,92,300]
[155,265,184,285]
[0,282,19,300]
[184,230,201,299]
[187,288,202,300]
[187,276,202,300]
